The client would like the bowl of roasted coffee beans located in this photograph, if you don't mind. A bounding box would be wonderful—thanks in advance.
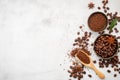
[88,12,108,32]
[94,34,118,59]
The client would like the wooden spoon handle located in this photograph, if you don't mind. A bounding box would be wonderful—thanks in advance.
[92,65,105,79]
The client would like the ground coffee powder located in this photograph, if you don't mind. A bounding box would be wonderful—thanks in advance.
[76,50,90,64]
[88,12,108,32]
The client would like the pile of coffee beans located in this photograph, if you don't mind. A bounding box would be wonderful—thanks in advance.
[94,34,118,58]
[68,62,84,80]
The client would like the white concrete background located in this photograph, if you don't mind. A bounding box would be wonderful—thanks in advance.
[0,0,120,80]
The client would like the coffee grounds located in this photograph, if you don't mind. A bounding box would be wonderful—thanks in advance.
[70,48,79,57]
[76,50,90,64]
[88,12,108,32]
[81,48,91,55]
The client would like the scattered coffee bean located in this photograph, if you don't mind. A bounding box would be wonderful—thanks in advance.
[77,32,80,35]
[104,10,107,13]
[99,59,102,61]
[93,60,97,64]
[117,36,120,39]
[107,70,111,73]
[114,68,117,71]
[102,0,105,4]
[98,7,101,10]
[107,7,110,10]
[88,74,92,78]
[98,31,105,35]
[91,43,94,46]
[82,71,86,74]
[79,26,82,29]
[114,74,117,77]
[114,28,119,33]
[103,6,106,9]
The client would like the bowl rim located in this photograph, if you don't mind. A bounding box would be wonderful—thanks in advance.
[93,34,119,59]
[88,11,108,32]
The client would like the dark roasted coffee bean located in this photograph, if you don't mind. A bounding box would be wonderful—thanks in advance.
[114,74,117,77]
[98,7,101,10]
[107,7,110,10]
[107,70,111,73]
[88,74,92,78]
[93,60,97,64]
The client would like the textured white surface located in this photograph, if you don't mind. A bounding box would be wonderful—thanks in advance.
[0,0,120,80]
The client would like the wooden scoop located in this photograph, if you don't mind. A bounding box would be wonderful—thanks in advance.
[75,49,105,79]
